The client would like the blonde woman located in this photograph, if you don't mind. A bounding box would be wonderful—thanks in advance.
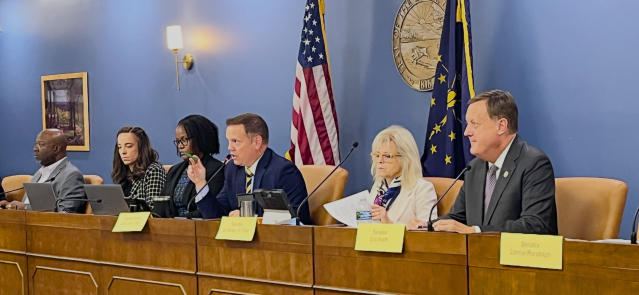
[369,126,437,228]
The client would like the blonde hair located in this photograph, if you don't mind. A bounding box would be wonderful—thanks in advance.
[370,125,422,190]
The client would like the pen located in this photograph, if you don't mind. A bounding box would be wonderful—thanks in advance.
[182,151,198,162]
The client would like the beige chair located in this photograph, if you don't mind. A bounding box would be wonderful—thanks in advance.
[298,165,348,225]
[163,165,173,174]
[82,175,104,214]
[1,175,32,203]
[423,177,463,216]
[83,175,104,185]
[555,177,628,240]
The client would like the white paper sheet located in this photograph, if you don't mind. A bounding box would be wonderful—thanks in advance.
[323,190,371,228]
[591,239,632,244]
[262,209,292,225]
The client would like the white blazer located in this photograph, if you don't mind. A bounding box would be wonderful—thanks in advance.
[368,178,438,225]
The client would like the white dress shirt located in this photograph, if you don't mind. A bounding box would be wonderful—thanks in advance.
[24,157,67,206]
[474,137,515,233]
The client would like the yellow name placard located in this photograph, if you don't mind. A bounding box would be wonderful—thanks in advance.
[215,217,258,241]
[112,212,151,232]
[500,233,563,270]
[354,223,405,253]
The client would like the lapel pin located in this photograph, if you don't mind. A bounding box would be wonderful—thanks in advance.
[503,171,509,178]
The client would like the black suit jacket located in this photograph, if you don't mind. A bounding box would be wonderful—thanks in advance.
[442,135,558,234]
[196,148,312,225]
[162,155,225,218]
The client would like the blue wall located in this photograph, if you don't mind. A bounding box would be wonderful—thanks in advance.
[1,0,638,237]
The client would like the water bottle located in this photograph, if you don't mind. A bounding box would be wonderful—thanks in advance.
[356,198,373,224]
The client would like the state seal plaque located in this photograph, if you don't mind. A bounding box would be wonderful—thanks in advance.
[393,0,446,91]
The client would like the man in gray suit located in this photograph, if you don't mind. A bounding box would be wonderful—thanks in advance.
[411,90,558,234]
[6,129,86,213]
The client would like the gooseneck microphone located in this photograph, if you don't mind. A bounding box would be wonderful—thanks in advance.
[631,205,639,244]
[186,155,231,220]
[295,142,359,226]
[0,187,25,196]
[55,198,102,213]
[427,165,472,232]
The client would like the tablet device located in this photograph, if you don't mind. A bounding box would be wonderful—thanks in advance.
[84,184,131,215]
[253,189,296,217]
[23,183,57,211]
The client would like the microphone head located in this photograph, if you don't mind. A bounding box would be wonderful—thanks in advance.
[96,199,103,203]
[224,154,231,162]
[352,142,359,148]
[465,165,472,171]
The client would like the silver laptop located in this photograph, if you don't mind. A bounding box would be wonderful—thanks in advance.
[23,183,57,211]
[83,185,130,216]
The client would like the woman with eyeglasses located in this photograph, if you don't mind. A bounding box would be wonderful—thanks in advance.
[368,125,438,227]
[112,126,166,210]
[161,115,225,218]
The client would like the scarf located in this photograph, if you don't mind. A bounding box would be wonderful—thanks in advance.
[373,176,402,210]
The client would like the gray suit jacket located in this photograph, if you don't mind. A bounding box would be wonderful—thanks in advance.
[442,135,558,234]
[23,158,86,213]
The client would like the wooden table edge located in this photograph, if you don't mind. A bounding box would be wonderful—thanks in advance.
[0,249,27,255]
[197,271,313,288]
[26,252,196,274]
[314,284,406,295]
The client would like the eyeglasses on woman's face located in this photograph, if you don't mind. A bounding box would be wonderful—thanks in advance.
[173,137,192,147]
[371,152,402,163]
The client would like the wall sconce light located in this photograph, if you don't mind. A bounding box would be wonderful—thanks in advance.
[167,25,194,90]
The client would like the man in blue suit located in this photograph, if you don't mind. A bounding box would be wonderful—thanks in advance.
[189,113,312,224]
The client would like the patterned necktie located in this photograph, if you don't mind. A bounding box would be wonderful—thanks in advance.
[484,164,499,215]
[245,167,253,193]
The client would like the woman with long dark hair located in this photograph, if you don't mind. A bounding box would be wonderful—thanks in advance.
[162,115,224,218]
[112,126,166,209]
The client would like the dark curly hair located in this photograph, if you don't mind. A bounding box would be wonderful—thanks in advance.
[111,126,159,184]
[176,115,220,157]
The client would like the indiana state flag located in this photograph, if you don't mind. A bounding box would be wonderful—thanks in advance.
[421,0,475,177]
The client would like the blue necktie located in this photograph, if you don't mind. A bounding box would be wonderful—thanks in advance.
[484,165,499,215]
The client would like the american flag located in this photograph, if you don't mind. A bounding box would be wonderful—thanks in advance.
[289,0,340,166]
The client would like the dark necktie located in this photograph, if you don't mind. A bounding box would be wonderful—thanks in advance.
[484,164,499,214]
[245,167,253,193]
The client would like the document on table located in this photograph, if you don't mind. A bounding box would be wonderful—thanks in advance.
[323,190,371,228]
[591,239,631,244]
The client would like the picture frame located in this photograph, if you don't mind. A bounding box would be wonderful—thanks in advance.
[41,72,90,151]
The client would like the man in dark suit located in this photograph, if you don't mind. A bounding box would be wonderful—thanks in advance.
[411,90,557,234]
[190,113,311,224]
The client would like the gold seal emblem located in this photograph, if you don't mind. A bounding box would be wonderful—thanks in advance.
[393,0,447,91]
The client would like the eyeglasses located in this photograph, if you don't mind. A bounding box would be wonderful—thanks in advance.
[371,153,402,162]
[173,137,192,147]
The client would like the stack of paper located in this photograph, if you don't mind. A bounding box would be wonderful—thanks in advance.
[591,239,632,244]
[323,190,371,228]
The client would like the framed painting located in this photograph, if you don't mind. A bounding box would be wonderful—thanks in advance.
[41,72,90,151]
